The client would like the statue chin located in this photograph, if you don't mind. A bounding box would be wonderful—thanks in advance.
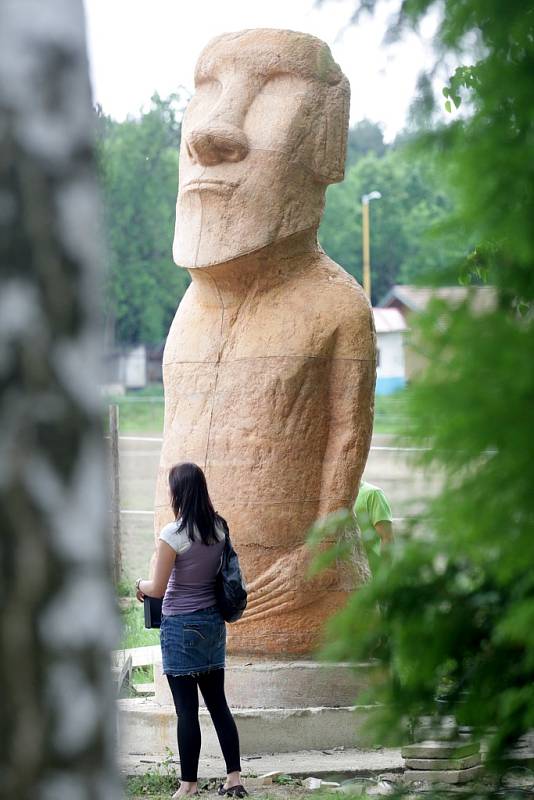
[173,225,278,270]
[173,199,323,270]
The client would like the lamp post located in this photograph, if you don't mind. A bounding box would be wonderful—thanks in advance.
[361,191,382,300]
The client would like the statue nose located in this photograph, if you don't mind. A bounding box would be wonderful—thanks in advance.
[186,124,249,166]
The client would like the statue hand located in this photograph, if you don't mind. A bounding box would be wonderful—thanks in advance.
[243,544,336,621]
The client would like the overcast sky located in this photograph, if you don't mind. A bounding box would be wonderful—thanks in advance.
[83,0,438,142]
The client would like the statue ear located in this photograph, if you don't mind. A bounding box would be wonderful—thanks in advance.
[312,80,350,185]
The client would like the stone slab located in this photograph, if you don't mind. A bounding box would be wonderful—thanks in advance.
[404,753,481,770]
[405,765,484,784]
[401,740,480,760]
[118,698,373,757]
[113,645,161,668]
[112,654,132,696]
[154,658,371,709]
[119,745,404,778]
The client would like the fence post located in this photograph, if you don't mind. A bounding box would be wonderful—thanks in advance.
[109,403,122,584]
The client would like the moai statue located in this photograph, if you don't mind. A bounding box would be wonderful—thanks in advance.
[155,29,376,656]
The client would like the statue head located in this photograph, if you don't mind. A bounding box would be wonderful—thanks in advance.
[173,28,350,269]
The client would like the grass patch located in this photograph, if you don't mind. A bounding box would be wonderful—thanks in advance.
[373,390,412,435]
[132,664,154,685]
[125,750,179,797]
[104,384,164,435]
[120,602,160,650]
[116,577,133,598]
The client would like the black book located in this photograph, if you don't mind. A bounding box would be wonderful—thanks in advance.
[143,596,163,629]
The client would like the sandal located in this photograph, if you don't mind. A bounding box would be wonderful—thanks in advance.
[218,785,248,798]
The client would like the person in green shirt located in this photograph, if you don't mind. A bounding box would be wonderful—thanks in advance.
[354,481,394,574]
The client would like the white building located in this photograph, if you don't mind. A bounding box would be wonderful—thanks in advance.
[378,284,495,380]
[372,307,407,395]
[103,344,147,392]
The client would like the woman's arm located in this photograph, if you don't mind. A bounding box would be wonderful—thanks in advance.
[136,540,176,600]
[374,519,394,545]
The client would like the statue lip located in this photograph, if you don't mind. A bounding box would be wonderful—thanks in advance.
[181,177,240,194]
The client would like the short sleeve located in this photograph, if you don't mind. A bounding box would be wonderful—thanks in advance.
[159,522,191,555]
[368,489,393,527]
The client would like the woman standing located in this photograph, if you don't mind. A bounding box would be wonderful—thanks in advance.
[136,462,247,799]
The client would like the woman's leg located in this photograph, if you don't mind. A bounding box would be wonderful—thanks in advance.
[197,669,243,789]
[166,674,201,787]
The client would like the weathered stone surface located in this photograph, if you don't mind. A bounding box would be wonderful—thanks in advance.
[156,29,375,655]
[153,657,372,708]
[401,740,480,760]
[405,765,484,784]
[404,754,481,770]
[173,29,350,269]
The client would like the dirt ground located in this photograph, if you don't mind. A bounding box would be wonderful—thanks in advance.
[126,776,339,800]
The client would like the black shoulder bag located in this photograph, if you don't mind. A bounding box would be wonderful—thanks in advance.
[215,523,247,623]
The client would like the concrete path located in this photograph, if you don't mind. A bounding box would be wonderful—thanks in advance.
[120,746,404,779]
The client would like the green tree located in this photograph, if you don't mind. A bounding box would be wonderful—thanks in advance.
[320,148,467,302]
[317,0,534,773]
[97,94,189,345]
[346,118,386,167]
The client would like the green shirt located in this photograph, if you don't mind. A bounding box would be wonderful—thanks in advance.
[354,481,393,572]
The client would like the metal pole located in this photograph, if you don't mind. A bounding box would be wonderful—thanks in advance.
[109,403,122,584]
[362,199,371,299]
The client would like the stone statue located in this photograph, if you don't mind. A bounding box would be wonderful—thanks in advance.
[155,28,376,655]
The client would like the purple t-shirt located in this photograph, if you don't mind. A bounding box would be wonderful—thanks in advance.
[159,520,225,615]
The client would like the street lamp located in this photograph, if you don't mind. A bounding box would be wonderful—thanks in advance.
[361,191,382,300]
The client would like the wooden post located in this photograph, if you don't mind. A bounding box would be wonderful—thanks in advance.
[109,403,122,584]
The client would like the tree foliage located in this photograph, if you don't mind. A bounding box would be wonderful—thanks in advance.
[96,94,189,345]
[317,0,534,771]
[346,118,386,167]
[320,146,468,302]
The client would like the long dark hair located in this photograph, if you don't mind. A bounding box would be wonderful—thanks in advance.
[168,463,222,545]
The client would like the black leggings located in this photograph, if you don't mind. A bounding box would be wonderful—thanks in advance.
[167,668,241,782]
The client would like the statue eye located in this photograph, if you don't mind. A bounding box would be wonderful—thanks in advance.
[260,73,309,97]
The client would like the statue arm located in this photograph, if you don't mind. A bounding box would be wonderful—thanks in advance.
[244,303,376,621]
[317,345,375,521]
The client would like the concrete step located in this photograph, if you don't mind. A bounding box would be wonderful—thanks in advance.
[154,659,372,709]
[119,745,404,779]
[118,698,373,757]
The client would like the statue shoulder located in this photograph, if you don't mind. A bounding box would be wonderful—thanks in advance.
[303,253,372,316]
[304,254,375,358]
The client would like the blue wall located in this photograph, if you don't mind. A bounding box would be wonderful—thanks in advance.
[375,376,406,396]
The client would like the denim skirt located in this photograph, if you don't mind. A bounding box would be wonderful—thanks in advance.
[160,605,226,676]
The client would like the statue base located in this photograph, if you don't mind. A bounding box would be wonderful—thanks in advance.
[154,656,372,708]
[118,657,374,758]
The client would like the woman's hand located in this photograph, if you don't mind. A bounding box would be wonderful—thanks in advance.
[135,578,145,603]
